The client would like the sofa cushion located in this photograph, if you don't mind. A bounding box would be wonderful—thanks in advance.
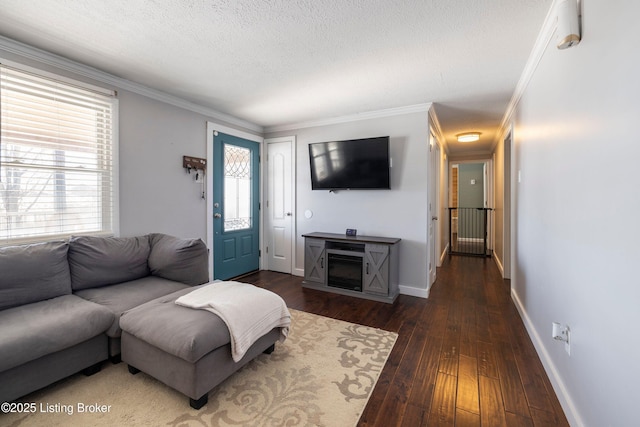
[0,294,114,372]
[0,241,71,311]
[148,233,209,286]
[69,235,151,290]
[120,285,231,363]
[74,276,189,337]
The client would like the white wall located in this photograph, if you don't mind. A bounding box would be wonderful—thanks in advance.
[267,111,431,293]
[117,93,263,241]
[118,91,209,238]
[506,0,640,425]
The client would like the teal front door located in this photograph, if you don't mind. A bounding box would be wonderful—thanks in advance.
[212,132,260,280]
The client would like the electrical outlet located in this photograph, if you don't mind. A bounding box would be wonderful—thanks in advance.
[552,322,571,356]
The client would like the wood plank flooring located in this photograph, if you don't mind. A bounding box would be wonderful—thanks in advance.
[240,255,568,427]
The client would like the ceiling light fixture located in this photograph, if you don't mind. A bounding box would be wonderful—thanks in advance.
[457,132,481,143]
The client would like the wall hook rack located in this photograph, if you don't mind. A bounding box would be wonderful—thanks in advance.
[183,156,207,173]
[183,156,207,199]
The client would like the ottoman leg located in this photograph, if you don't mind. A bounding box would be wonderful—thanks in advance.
[128,365,141,375]
[263,344,275,355]
[82,362,102,376]
[190,394,208,410]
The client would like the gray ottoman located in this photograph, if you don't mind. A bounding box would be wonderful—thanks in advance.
[119,286,281,409]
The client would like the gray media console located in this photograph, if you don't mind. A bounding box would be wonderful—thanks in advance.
[302,232,401,303]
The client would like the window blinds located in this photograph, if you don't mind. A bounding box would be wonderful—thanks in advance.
[0,64,117,244]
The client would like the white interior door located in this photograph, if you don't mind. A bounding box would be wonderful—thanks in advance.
[428,133,440,286]
[265,137,295,273]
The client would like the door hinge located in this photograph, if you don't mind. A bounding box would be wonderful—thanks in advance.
[266,246,269,254]
[259,249,261,257]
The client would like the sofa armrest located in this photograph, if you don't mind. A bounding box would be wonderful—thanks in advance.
[148,233,209,286]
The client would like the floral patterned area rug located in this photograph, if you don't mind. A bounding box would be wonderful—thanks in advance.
[3,309,398,427]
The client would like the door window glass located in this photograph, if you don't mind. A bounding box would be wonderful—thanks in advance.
[223,144,252,231]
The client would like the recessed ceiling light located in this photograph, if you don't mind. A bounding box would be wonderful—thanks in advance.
[457,132,481,143]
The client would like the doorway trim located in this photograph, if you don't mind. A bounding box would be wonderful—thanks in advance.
[206,122,264,280]
[448,158,494,254]
[503,129,513,279]
[428,131,442,287]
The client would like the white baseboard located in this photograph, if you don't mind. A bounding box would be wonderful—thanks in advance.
[510,289,583,427]
[293,268,304,277]
[440,243,449,265]
[399,285,430,299]
[493,254,504,277]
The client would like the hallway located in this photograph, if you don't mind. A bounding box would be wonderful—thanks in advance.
[243,256,569,426]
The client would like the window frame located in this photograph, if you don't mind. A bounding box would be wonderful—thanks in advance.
[0,59,119,246]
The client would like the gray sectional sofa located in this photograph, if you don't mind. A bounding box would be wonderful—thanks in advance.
[0,233,209,403]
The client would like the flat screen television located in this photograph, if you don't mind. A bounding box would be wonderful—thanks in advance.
[308,136,390,190]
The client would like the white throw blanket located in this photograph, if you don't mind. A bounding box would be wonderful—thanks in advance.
[175,281,291,362]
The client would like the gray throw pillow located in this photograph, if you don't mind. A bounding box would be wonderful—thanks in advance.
[68,235,151,290]
[148,233,209,286]
[0,241,72,311]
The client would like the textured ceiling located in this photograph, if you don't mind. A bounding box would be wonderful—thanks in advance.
[0,0,552,155]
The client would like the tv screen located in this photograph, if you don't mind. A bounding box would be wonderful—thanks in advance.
[308,136,390,190]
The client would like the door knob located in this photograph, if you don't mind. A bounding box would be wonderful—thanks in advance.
[432,216,438,221]
[286,212,292,216]
[214,213,221,218]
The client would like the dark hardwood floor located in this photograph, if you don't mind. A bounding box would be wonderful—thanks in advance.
[240,255,569,427]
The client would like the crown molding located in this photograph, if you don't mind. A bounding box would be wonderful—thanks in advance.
[264,103,432,133]
[0,35,263,133]
[493,0,558,151]
[0,36,432,137]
